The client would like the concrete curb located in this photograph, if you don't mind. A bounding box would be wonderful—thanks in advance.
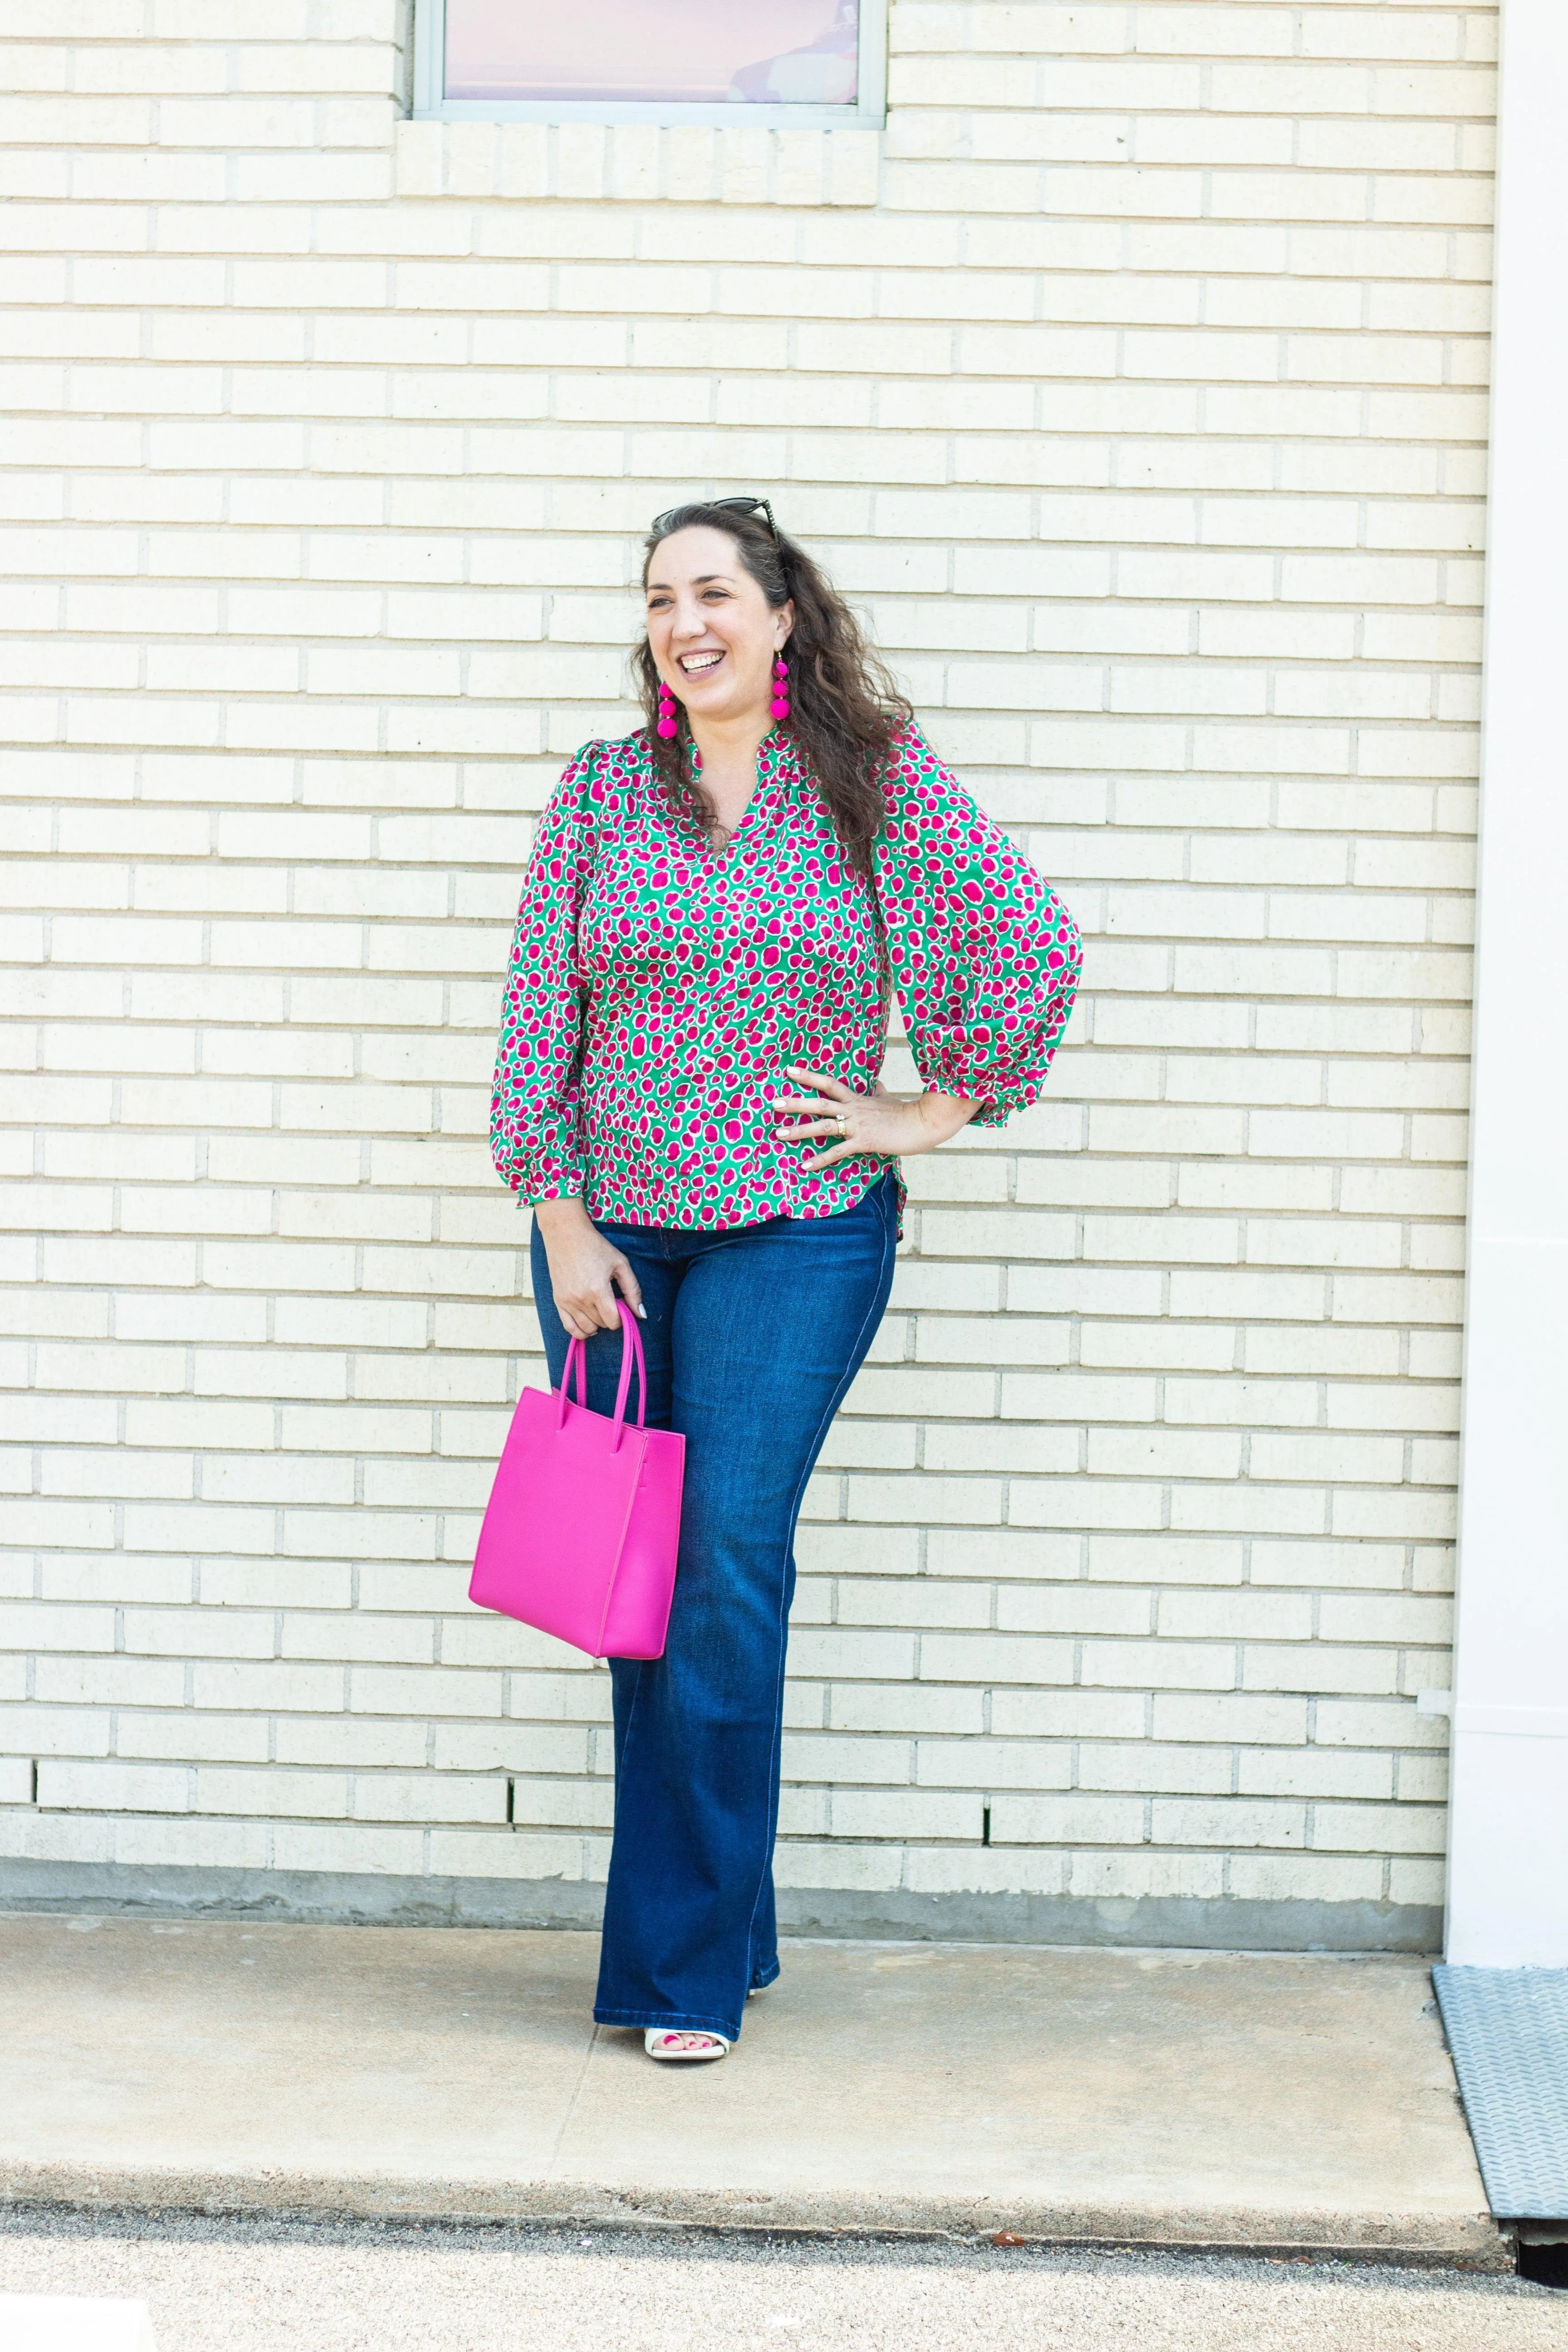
[2,1916,1505,2277]
[0,2166,1511,2271]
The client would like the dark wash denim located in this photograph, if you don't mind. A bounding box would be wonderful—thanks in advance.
[529,1170,898,2043]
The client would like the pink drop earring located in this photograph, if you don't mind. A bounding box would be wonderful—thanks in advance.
[656,680,679,740]
[770,655,790,723]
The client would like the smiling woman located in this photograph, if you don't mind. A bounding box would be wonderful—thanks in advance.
[489,500,1082,2064]
[634,498,898,867]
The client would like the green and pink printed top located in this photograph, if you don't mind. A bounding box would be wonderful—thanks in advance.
[490,721,1082,1231]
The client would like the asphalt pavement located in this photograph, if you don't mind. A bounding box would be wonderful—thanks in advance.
[1,2216,1564,2352]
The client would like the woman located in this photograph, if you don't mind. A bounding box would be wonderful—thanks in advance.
[490,498,1081,2062]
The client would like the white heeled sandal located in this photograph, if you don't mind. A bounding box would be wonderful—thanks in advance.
[644,2028,730,2061]
[642,1981,772,2058]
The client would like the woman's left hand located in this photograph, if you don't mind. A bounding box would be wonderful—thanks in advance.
[772,1065,978,1172]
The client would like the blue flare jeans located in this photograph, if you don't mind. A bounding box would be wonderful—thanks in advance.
[529,1169,898,2044]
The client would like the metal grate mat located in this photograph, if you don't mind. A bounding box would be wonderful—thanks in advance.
[1432,1965,1568,2218]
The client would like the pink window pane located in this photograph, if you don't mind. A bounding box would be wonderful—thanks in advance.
[444,0,858,106]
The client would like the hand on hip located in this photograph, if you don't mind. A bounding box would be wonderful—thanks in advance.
[771,1064,978,1173]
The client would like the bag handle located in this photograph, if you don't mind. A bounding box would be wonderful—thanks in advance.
[555,1298,647,1453]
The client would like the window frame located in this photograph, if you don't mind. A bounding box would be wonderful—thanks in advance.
[411,0,888,129]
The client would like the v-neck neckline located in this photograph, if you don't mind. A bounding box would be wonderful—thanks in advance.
[681,730,789,867]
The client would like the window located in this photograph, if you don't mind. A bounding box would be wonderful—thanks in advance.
[412,0,887,127]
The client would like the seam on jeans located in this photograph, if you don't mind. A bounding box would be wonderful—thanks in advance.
[741,1172,899,1979]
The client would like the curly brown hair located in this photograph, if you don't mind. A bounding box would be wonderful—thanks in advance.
[633,502,911,875]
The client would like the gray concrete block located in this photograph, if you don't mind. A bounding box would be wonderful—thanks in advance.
[0,1859,1441,1954]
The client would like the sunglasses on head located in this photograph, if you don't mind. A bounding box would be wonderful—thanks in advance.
[650,495,780,545]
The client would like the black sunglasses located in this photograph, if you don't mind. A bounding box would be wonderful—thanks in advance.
[650,495,780,545]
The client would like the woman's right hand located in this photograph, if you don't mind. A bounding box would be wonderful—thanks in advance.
[532,1197,645,1340]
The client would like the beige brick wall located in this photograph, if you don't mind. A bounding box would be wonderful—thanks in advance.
[0,0,1492,1942]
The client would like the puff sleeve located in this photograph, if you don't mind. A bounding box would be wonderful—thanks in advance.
[490,745,600,1201]
[873,726,1082,1126]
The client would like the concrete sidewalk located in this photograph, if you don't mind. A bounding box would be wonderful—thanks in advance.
[0,1912,1502,2266]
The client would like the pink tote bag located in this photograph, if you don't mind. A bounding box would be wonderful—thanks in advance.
[468,1303,684,1661]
